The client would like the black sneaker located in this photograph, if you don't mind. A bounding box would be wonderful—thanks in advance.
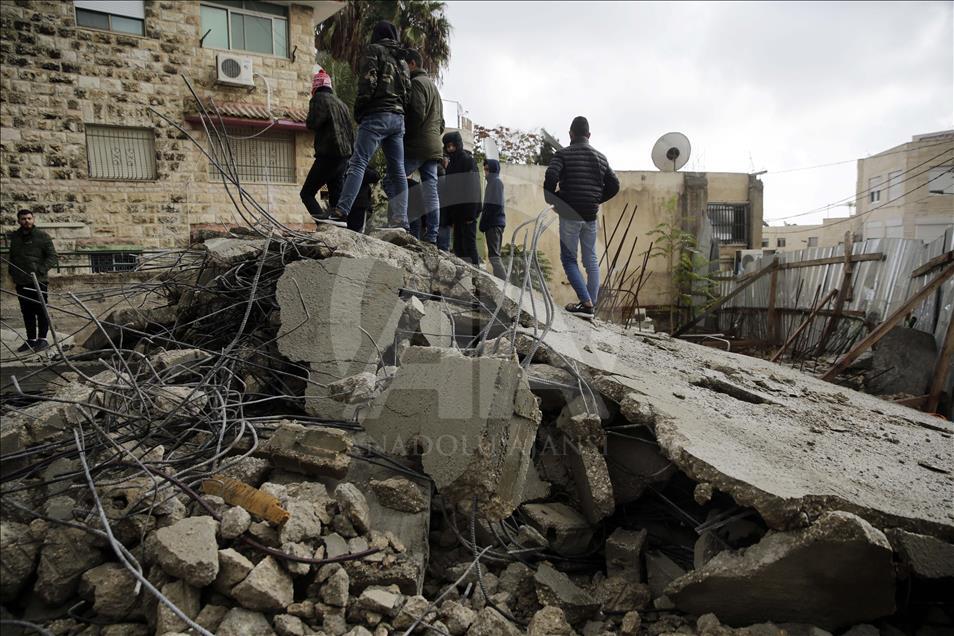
[33,339,50,352]
[565,302,594,317]
[16,341,35,353]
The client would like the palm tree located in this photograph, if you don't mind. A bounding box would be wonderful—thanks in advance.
[315,0,452,82]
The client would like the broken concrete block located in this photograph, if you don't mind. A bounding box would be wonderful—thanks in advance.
[155,579,200,635]
[33,527,104,605]
[465,607,523,636]
[232,556,295,611]
[594,575,651,613]
[356,587,403,616]
[620,611,641,636]
[645,551,686,599]
[885,528,954,579]
[866,327,937,396]
[318,564,350,607]
[521,502,593,556]
[279,499,323,544]
[204,237,266,266]
[276,257,404,420]
[259,420,352,478]
[694,530,725,570]
[280,542,313,577]
[150,347,212,373]
[370,477,428,514]
[196,604,229,633]
[323,532,350,559]
[0,521,40,603]
[606,527,648,578]
[527,605,574,636]
[520,461,552,504]
[335,482,372,534]
[217,607,277,636]
[404,295,426,322]
[565,438,615,523]
[220,506,252,540]
[534,562,600,626]
[273,614,307,636]
[328,372,379,404]
[362,346,541,520]
[666,511,896,629]
[440,600,477,635]
[155,516,220,587]
[213,548,254,595]
[414,300,454,348]
[219,457,272,487]
[79,563,142,620]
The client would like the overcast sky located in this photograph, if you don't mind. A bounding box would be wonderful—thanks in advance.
[438,1,953,226]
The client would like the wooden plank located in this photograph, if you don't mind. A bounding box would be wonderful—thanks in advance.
[673,259,777,337]
[767,267,780,344]
[893,395,928,408]
[778,252,884,270]
[911,250,954,279]
[814,232,856,355]
[821,263,954,382]
[925,310,954,414]
[771,288,839,362]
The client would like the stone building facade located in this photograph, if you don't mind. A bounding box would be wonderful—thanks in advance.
[0,0,343,271]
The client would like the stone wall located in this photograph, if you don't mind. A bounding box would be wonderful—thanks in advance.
[0,0,318,253]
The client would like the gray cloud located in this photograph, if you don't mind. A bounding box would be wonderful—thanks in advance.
[439,1,953,223]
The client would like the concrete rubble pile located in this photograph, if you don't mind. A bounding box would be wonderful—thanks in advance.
[1,224,952,636]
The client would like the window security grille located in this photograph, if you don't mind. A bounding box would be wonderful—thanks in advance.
[85,125,157,180]
[706,203,750,245]
[89,252,140,273]
[208,127,296,184]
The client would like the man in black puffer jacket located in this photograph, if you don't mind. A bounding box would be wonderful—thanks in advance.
[543,116,619,317]
[302,70,354,222]
[331,21,411,231]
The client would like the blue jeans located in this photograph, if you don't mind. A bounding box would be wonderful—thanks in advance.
[405,158,440,243]
[337,112,408,229]
[559,217,600,305]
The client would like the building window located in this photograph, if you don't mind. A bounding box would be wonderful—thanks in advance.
[85,125,157,180]
[89,251,140,273]
[868,176,882,203]
[852,232,863,242]
[761,238,769,248]
[807,236,818,247]
[201,1,289,57]
[209,127,296,183]
[707,203,750,245]
[74,0,145,35]
[776,238,786,248]
[886,170,903,201]
[927,166,954,195]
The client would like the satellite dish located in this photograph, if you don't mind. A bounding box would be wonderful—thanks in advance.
[482,138,499,161]
[652,132,691,172]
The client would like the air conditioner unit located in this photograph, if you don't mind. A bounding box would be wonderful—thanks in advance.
[216,54,254,87]
[736,249,764,273]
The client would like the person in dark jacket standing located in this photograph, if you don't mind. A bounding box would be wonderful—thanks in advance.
[330,21,410,231]
[8,209,58,352]
[302,69,354,223]
[440,131,482,264]
[543,116,619,317]
[349,167,380,233]
[479,159,507,279]
[403,50,443,245]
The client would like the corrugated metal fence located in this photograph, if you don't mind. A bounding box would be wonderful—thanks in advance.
[716,229,954,356]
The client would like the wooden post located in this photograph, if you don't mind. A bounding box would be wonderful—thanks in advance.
[673,259,777,337]
[815,231,856,355]
[925,311,954,414]
[771,288,838,363]
[821,263,954,382]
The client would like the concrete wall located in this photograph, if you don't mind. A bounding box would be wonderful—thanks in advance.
[0,0,319,252]
[496,165,761,308]
[854,131,954,242]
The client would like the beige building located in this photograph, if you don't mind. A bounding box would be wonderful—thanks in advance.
[854,130,954,242]
[1,0,344,271]
[498,166,763,308]
[762,217,858,253]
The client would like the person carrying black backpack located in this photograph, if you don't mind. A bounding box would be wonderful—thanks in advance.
[329,21,411,231]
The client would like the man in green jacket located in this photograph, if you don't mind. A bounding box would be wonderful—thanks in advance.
[403,50,444,245]
[8,209,58,352]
